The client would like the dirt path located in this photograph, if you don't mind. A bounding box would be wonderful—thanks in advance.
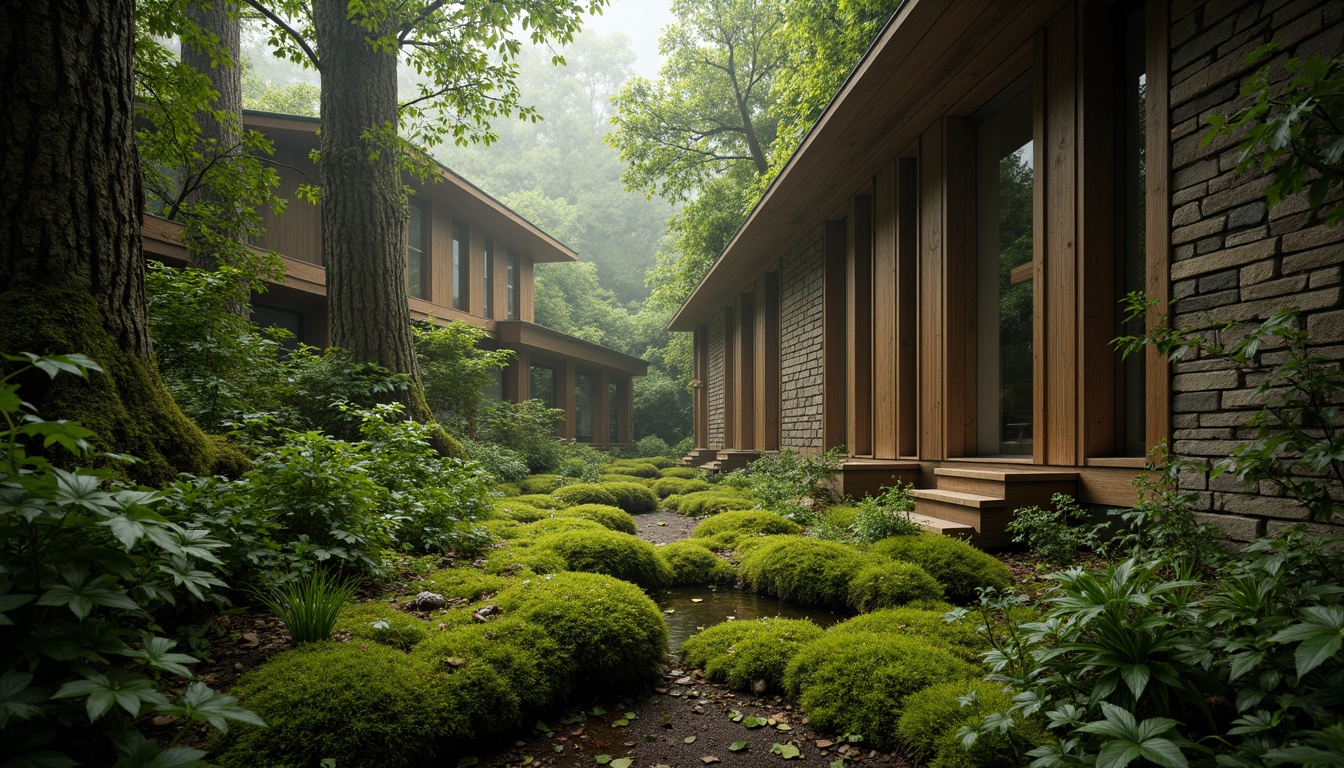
[474,513,915,768]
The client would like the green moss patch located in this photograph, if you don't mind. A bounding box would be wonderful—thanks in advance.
[482,542,567,576]
[660,540,736,586]
[502,493,565,509]
[682,617,825,693]
[692,510,802,549]
[666,489,757,517]
[736,536,867,609]
[827,607,987,663]
[555,503,637,534]
[335,602,431,651]
[418,568,513,602]
[658,466,702,479]
[867,535,1013,604]
[493,500,551,522]
[519,474,566,494]
[531,528,672,590]
[551,482,619,508]
[595,480,660,514]
[413,616,573,712]
[605,462,661,478]
[846,561,945,612]
[652,476,713,498]
[898,679,1046,767]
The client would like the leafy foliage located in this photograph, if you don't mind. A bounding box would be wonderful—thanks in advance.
[256,568,358,644]
[1006,493,1100,567]
[476,399,566,473]
[414,320,513,433]
[0,354,260,767]
[1204,45,1344,226]
[851,482,923,542]
[723,446,843,522]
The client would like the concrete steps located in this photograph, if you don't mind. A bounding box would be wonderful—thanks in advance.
[910,467,1079,549]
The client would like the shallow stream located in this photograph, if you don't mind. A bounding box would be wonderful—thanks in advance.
[655,586,845,650]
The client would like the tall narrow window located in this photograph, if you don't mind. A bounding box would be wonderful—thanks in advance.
[482,237,495,318]
[507,250,520,319]
[407,199,428,300]
[530,364,555,409]
[974,77,1034,456]
[1117,2,1148,456]
[575,373,593,442]
[452,220,468,310]
[609,381,619,444]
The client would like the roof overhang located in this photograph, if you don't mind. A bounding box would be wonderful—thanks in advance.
[668,0,1069,331]
[493,320,649,377]
[243,110,578,264]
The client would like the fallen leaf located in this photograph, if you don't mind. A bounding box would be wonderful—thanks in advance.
[240,632,259,648]
[729,742,749,753]
[610,760,633,768]
[684,736,697,744]
[728,710,743,722]
[457,758,479,768]
[658,521,667,526]
[596,755,613,765]
[593,706,608,716]
[771,743,803,760]
[701,757,720,765]
[691,598,704,603]
[554,745,564,753]
[830,762,845,768]
[776,724,793,731]
[815,740,834,749]
[615,719,630,727]
[625,712,638,720]
[743,717,768,729]
[521,758,534,766]
[151,715,177,727]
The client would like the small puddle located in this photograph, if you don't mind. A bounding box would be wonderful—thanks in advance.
[656,586,846,650]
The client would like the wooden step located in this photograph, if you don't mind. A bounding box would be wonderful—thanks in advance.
[710,450,760,472]
[831,459,921,499]
[933,467,1078,510]
[910,489,1013,550]
[907,511,975,539]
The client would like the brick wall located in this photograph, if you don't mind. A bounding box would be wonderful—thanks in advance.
[707,316,725,450]
[780,226,826,451]
[1167,0,1344,540]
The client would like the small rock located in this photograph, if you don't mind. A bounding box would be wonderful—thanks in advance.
[407,591,446,611]
[676,676,693,685]
[472,604,502,622]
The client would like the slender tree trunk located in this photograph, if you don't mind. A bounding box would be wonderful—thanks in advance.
[0,0,243,482]
[312,0,433,423]
[1,0,150,358]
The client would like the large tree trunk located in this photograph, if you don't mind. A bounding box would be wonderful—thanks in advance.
[312,0,437,427]
[0,0,245,483]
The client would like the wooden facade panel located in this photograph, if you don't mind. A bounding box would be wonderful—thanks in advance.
[943,118,976,459]
[755,272,781,451]
[468,227,485,316]
[723,306,737,449]
[917,125,944,460]
[823,220,848,452]
[847,195,874,457]
[736,293,756,450]
[872,162,898,459]
[519,257,534,323]
[258,165,322,266]
[895,158,919,457]
[1145,0,1171,452]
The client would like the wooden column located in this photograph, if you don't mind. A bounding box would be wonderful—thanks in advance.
[592,370,610,448]
[1145,0,1171,452]
[557,360,576,440]
[519,257,535,322]
[847,195,873,457]
[895,158,919,457]
[823,220,847,453]
[468,228,485,316]
[617,375,634,446]
[735,293,756,450]
[754,272,780,451]
[506,349,531,403]
[873,163,898,460]
[722,306,736,450]
[694,324,708,449]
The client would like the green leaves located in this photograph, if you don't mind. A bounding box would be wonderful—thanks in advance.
[38,566,142,620]
[53,669,168,723]
[1077,704,1188,768]
[1269,605,1344,678]
[156,683,266,732]
[770,743,802,760]
[728,741,748,753]
[743,716,768,729]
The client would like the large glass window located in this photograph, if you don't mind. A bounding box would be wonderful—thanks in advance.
[507,250,520,319]
[974,77,1034,456]
[609,381,619,444]
[452,220,468,310]
[575,372,593,442]
[408,199,428,300]
[482,237,494,318]
[530,364,555,409]
[1117,2,1148,456]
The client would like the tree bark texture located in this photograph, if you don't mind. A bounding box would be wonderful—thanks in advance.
[0,0,151,361]
[182,0,245,278]
[313,0,430,422]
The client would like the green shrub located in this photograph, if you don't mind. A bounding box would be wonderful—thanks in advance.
[606,462,661,478]
[335,601,431,651]
[597,480,660,514]
[551,482,619,507]
[413,616,573,712]
[496,481,522,497]
[600,472,651,485]
[682,617,824,693]
[556,503,638,534]
[847,561,944,612]
[660,540,736,585]
[504,493,565,509]
[783,633,978,748]
[460,439,529,484]
[257,568,359,644]
[852,483,924,542]
[520,516,609,538]
[481,518,524,539]
[496,572,668,691]
[897,679,1041,767]
[659,466,702,479]
[532,529,672,590]
[482,543,567,576]
[820,504,859,530]
[652,476,713,498]
[476,399,565,473]
[1006,493,1098,566]
[519,474,566,494]
[828,607,987,663]
[493,500,550,522]
[692,510,803,549]
[722,447,842,521]
[419,568,513,602]
[737,536,866,609]
[868,535,1012,604]
[670,489,757,517]
[217,642,506,768]
[644,456,676,469]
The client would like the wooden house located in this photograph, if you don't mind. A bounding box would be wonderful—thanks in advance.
[670,0,1344,544]
[143,111,648,447]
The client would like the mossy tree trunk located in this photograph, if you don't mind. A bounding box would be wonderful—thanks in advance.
[0,0,243,483]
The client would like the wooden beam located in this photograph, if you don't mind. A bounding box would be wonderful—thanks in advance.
[847,195,874,457]
[944,117,976,459]
[1145,0,1171,453]
[895,158,919,458]
[918,125,944,460]
[873,162,898,460]
[755,272,780,451]
[736,292,756,450]
[556,360,576,440]
[823,220,848,453]
[1042,6,1078,466]
[593,370,609,448]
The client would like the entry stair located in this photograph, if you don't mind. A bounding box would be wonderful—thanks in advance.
[698,450,760,472]
[908,468,1079,549]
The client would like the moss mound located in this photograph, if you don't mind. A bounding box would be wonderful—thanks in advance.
[503,493,565,509]
[493,500,550,523]
[551,482,619,508]
[496,572,668,691]
[659,466,702,479]
[681,617,825,693]
[827,607,987,663]
[644,456,676,469]
[595,480,659,514]
[0,287,243,485]
[692,510,803,549]
[820,504,859,530]
[555,503,637,534]
[868,536,1012,603]
[736,536,867,609]
[651,476,713,498]
[481,518,525,539]
[335,602,431,651]
[216,641,491,767]
[660,540,736,585]
[783,633,979,748]
[520,516,608,538]
[667,490,757,517]
[605,462,661,478]
[483,542,567,576]
[419,568,513,602]
[896,678,1042,767]
[519,474,566,494]
[600,473,650,485]
[413,616,574,712]
[847,561,945,612]
[532,529,672,590]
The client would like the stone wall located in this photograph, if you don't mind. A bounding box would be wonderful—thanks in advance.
[779,226,826,451]
[1167,0,1344,539]
[707,315,725,450]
